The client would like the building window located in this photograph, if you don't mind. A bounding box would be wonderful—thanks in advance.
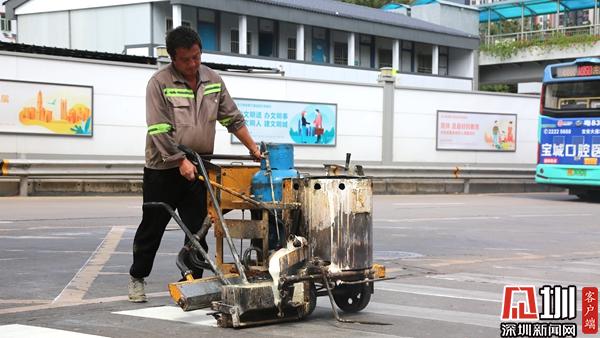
[231,30,251,54]
[334,42,348,65]
[359,34,373,68]
[287,38,296,60]
[417,53,432,74]
[439,46,449,76]
[0,14,11,32]
[401,41,414,73]
[166,18,191,32]
[378,49,392,68]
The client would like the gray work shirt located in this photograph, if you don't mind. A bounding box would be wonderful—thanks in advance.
[145,64,245,169]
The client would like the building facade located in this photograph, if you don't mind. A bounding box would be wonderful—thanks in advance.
[0,5,17,43]
[4,0,479,89]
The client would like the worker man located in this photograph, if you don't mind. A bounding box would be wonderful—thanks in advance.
[128,26,261,302]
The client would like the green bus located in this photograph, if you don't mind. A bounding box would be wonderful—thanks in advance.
[536,58,600,200]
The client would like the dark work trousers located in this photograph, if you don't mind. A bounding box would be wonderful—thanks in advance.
[130,167,208,279]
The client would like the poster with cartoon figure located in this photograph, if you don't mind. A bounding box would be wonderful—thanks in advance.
[232,98,336,146]
[0,80,93,136]
[436,111,516,151]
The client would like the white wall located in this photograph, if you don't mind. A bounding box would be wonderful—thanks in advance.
[0,52,152,158]
[479,40,600,66]
[18,12,70,48]
[151,1,170,45]
[200,52,380,84]
[449,47,473,78]
[393,88,539,165]
[15,0,163,15]
[71,4,151,54]
[411,3,479,36]
[395,73,472,91]
[0,51,537,166]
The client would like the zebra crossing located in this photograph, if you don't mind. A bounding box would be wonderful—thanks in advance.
[2,266,598,337]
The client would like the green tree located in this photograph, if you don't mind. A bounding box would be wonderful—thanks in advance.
[342,0,412,8]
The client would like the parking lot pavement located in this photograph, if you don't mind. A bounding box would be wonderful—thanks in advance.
[0,193,599,337]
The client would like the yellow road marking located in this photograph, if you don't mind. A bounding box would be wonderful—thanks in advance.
[1,159,8,176]
[0,292,169,315]
[53,226,126,304]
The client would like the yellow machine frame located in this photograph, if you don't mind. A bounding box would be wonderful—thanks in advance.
[206,163,270,271]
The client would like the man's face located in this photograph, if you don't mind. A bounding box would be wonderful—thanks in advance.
[172,44,201,79]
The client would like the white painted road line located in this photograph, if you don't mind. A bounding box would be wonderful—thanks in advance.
[315,298,498,328]
[393,203,465,206]
[0,324,107,338]
[375,282,501,303]
[0,235,72,239]
[428,272,589,287]
[510,213,593,218]
[375,213,594,224]
[113,306,218,327]
[115,301,499,330]
[113,306,411,337]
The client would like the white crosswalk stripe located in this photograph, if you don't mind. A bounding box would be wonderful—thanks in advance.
[314,298,498,328]
[428,272,591,286]
[0,324,107,338]
[113,306,218,327]
[112,299,499,330]
[375,281,501,302]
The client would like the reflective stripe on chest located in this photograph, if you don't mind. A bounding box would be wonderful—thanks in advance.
[203,83,221,95]
[163,88,194,98]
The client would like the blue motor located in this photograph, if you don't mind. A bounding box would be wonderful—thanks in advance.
[251,143,298,202]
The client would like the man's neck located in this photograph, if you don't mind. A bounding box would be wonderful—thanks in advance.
[186,76,197,90]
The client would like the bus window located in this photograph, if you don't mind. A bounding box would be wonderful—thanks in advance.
[544,80,600,111]
[559,98,588,109]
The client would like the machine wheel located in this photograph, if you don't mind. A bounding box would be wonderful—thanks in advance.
[216,313,233,328]
[332,282,372,313]
[298,282,317,319]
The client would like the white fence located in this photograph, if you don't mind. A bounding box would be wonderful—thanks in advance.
[0,50,540,167]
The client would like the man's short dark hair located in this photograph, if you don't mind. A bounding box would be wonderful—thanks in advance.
[166,26,202,59]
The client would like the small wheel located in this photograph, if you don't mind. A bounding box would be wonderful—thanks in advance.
[216,313,233,328]
[298,282,317,319]
[333,282,372,313]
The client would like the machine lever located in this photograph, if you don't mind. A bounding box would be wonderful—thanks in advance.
[143,202,231,285]
[177,145,249,284]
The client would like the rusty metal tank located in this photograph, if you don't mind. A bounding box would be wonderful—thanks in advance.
[291,176,373,272]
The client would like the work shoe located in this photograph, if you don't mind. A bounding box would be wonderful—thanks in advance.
[128,276,147,303]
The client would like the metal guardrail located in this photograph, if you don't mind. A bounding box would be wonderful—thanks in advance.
[0,159,536,196]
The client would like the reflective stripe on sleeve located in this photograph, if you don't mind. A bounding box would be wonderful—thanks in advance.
[218,117,233,127]
[163,88,194,98]
[148,123,172,135]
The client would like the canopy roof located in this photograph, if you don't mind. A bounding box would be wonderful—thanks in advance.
[479,0,600,23]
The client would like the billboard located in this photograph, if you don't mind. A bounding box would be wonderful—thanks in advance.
[436,110,516,151]
[539,116,600,165]
[0,79,93,136]
[233,98,337,146]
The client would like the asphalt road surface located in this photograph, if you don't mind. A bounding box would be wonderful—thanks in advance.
[0,192,599,338]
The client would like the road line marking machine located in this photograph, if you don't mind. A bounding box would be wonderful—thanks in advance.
[146,143,391,328]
